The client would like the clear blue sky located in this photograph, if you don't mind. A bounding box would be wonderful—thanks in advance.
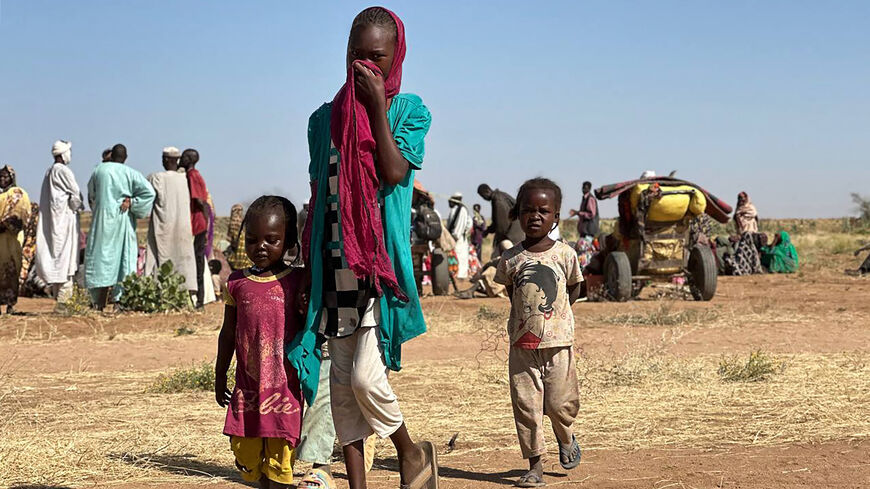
[1,0,868,218]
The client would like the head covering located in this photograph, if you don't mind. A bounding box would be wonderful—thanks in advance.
[449,192,463,204]
[734,191,758,234]
[51,140,72,164]
[761,231,799,273]
[640,170,656,179]
[0,165,16,190]
[328,7,407,301]
[162,146,181,158]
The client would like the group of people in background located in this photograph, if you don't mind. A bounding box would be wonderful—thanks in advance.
[714,191,800,276]
[446,174,804,288]
[0,140,216,314]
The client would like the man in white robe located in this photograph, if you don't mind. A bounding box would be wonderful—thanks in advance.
[35,140,84,306]
[447,192,472,279]
[145,147,197,291]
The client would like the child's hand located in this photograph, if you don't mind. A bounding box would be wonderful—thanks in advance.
[353,61,387,115]
[214,373,231,407]
[120,197,131,213]
[296,270,312,317]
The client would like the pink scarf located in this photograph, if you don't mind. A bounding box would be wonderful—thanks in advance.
[329,7,407,301]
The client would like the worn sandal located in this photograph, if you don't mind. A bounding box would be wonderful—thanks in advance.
[399,440,439,489]
[298,468,336,489]
[515,471,545,487]
[558,435,582,470]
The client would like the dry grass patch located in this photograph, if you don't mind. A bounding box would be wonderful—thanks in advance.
[1,371,235,487]
[397,352,870,456]
[594,303,720,327]
[1,348,868,487]
[425,302,510,337]
[718,350,785,382]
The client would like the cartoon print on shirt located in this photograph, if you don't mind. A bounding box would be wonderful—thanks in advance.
[513,261,560,346]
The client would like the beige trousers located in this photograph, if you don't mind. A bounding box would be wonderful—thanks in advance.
[509,346,580,458]
[328,326,404,446]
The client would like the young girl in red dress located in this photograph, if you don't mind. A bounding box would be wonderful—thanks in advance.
[215,195,304,489]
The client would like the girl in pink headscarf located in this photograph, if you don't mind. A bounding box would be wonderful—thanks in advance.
[288,6,437,489]
[734,191,759,234]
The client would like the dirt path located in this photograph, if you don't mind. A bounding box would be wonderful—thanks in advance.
[2,273,868,489]
[90,441,869,489]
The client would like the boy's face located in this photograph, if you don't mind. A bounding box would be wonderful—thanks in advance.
[347,24,395,78]
[244,212,286,269]
[519,190,559,239]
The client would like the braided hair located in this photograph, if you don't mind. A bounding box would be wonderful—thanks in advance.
[351,6,397,39]
[242,195,299,254]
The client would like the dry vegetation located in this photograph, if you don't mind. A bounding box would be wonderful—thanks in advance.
[1,218,869,488]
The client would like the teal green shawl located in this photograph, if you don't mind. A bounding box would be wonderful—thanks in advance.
[288,94,432,404]
[761,231,799,274]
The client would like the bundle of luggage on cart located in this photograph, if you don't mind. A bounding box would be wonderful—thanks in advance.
[583,176,733,301]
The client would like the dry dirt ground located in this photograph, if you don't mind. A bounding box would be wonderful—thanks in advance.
[2,268,869,488]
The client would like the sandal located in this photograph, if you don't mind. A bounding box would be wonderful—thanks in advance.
[558,435,582,470]
[298,468,336,489]
[399,440,439,489]
[515,471,545,487]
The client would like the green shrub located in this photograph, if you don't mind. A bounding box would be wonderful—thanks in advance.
[118,261,190,313]
[151,361,234,393]
[718,350,784,382]
[151,362,213,393]
[61,285,93,316]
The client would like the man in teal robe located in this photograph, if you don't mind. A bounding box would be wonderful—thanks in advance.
[85,144,155,309]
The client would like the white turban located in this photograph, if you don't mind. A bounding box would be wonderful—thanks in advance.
[640,170,656,179]
[52,140,72,164]
[162,146,181,158]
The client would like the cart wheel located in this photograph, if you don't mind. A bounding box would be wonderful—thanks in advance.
[604,251,632,302]
[431,249,451,296]
[688,245,717,301]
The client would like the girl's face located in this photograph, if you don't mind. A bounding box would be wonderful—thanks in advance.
[244,212,287,269]
[519,190,559,239]
[347,24,395,77]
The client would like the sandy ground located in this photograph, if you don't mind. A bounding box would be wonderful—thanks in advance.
[2,271,869,488]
